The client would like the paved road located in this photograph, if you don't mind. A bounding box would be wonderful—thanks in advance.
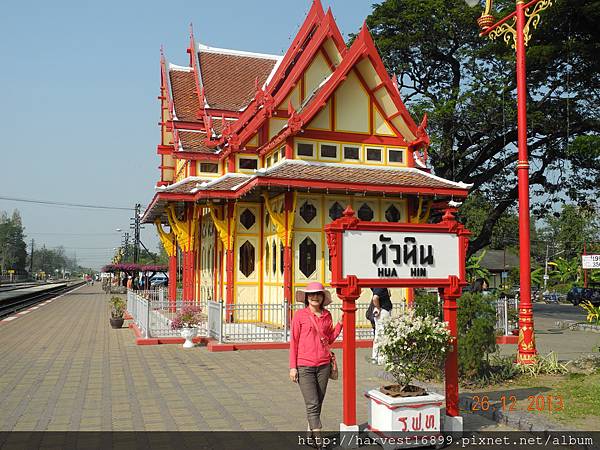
[532,302,587,322]
[0,284,512,433]
[498,302,600,360]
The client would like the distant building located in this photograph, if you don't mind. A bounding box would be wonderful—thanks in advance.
[141,1,471,308]
[478,249,520,288]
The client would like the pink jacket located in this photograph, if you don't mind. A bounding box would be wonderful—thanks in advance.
[289,307,343,368]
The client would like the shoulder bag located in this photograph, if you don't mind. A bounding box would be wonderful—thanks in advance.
[307,312,338,380]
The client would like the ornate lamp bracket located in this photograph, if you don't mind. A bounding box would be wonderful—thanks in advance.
[484,0,553,48]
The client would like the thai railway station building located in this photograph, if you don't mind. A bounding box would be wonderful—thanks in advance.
[142,1,471,314]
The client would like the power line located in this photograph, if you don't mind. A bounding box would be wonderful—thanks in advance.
[26,232,119,236]
[0,196,134,211]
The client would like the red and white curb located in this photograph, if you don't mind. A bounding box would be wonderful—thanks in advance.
[1,284,86,324]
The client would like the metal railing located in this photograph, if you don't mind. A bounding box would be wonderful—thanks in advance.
[127,289,208,339]
[127,289,377,343]
[494,295,519,335]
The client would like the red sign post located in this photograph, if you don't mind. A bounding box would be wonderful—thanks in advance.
[325,206,471,430]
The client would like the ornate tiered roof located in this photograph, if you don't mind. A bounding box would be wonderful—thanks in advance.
[144,1,471,222]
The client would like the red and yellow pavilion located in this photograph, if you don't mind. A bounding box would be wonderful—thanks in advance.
[142,1,471,311]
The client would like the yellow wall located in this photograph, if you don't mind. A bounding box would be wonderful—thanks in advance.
[304,52,332,100]
[268,117,288,140]
[334,71,370,134]
[306,100,331,131]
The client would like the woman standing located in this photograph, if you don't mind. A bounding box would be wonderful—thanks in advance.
[289,282,343,444]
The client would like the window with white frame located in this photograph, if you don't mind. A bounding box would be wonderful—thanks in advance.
[200,162,219,173]
[387,148,404,164]
[297,142,315,158]
[319,143,338,159]
[343,145,360,161]
[366,147,383,162]
[239,157,258,171]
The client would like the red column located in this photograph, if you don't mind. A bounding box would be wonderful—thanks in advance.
[515,0,536,364]
[442,287,460,417]
[336,276,361,427]
[225,203,235,322]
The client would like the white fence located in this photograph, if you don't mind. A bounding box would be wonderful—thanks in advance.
[127,289,374,343]
[493,295,519,335]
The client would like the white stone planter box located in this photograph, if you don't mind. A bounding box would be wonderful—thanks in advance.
[366,388,445,448]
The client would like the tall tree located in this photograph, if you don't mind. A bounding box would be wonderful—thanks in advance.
[538,204,600,259]
[0,210,28,274]
[365,0,600,256]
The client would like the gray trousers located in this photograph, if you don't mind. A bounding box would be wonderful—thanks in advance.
[297,364,331,430]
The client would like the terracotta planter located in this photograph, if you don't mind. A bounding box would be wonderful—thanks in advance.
[110,317,124,329]
[366,386,445,445]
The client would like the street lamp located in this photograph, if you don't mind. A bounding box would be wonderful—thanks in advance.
[466,0,553,364]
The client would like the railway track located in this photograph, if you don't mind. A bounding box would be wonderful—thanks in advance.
[0,282,86,318]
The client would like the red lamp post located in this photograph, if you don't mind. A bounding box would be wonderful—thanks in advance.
[467,0,553,364]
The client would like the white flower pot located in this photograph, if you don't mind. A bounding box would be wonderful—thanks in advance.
[366,388,445,448]
[180,327,197,348]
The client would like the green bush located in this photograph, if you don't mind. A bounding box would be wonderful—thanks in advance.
[457,293,498,380]
[413,290,442,320]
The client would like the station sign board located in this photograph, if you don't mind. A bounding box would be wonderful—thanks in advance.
[582,254,600,269]
[342,231,460,279]
[325,208,470,289]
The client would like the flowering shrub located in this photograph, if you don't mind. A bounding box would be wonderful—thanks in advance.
[109,296,126,319]
[376,308,451,391]
[171,305,203,329]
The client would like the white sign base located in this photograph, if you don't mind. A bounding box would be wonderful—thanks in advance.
[339,423,360,448]
[366,389,445,449]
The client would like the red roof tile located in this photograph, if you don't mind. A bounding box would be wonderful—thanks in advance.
[169,69,202,122]
[199,51,278,111]
[259,161,470,191]
[177,131,217,154]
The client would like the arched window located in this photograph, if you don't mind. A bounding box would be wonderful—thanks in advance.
[299,237,317,278]
[329,202,344,221]
[385,204,401,222]
[358,203,374,221]
[239,241,255,278]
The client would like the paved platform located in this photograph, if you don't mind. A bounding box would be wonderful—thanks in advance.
[0,285,512,432]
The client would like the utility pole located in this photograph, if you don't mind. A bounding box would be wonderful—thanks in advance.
[29,239,34,277]
[130,203,142,264]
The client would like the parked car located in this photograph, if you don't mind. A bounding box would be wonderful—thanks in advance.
[567,287,600,306]
[149,275,168,288]
[542,292,560,304]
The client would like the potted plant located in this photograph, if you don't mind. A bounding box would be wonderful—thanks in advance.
[366,308,451,438]
[171,305,203,348]
[109,296,126,329]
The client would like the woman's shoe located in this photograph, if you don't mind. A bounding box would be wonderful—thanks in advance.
[306,424,317,448]
[313,430,324,449]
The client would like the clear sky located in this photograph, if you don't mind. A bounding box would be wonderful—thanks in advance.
[0,0,375,269]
